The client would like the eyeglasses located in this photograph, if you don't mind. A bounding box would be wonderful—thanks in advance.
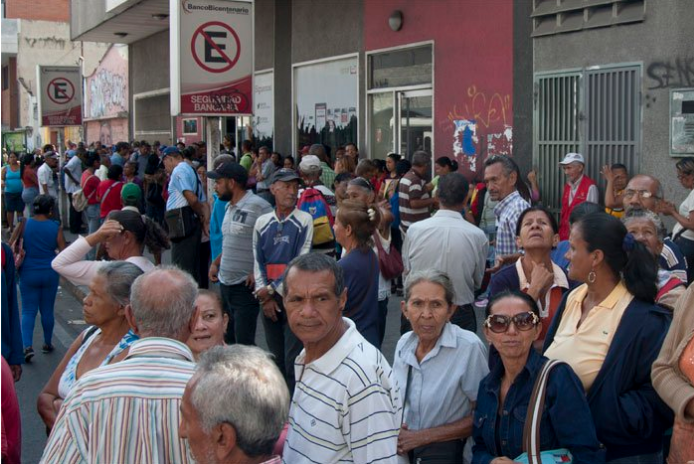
[623,189,657,200]
[484,312,539,333]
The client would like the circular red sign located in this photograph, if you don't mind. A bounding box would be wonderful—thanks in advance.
[191,21,241,73]
[47,77,75,105]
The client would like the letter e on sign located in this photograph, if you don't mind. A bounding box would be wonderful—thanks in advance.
[191,21,241,73]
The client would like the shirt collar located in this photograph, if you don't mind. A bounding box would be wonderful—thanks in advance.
[400,323,458,368]
[568,174,584,189]
[433,209,464,220]
[301,318,360,375]
[494,190,522,215]
[571,281,630,310]
[125,337,195,362]
[515,258,570,290]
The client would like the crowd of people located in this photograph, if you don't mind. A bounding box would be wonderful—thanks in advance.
[1,138,694,464]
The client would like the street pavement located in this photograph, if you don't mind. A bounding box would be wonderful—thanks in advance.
[10,228,487,463]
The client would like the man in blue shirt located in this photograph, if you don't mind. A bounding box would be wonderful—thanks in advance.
[163,146,209,284]
[110,141,130,167]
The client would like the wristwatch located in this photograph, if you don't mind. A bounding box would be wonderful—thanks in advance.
[266,284,275,296]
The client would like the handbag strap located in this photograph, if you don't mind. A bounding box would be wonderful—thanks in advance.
[82,174,98,199]
[401,365,412,426]
[102,181,122,204]
[522,359,565,464]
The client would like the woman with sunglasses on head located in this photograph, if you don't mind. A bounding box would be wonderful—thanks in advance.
[472,290,603,464]
[543,212,673,463]
[659,156,694,285]
[394,270,488,463]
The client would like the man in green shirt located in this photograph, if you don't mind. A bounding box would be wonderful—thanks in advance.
[239,140,254,171]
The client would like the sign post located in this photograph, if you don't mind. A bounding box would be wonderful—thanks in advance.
[37,65,83,225]
[171,0,254,175]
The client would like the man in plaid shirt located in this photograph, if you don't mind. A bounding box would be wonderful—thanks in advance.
[484,156,530,260]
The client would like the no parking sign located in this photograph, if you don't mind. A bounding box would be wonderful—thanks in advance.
[37,66,83,126]
[170,0,253,116]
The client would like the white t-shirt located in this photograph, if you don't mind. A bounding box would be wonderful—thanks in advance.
[38,163,58,197]
[64,156,83,194]
[673,188,694,241]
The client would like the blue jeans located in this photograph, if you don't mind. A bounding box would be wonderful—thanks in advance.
[21,187,39,217]
[85,204,100,260]
[19,268,60,348]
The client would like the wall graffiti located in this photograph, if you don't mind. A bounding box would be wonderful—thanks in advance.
[647,57,694,90]
[88,69,127,118]
[446,85,511,129]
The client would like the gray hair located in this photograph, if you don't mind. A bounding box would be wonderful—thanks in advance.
[484,155,518,178]
[96,261,145,307]
[283,253,345,297]
[213,154,235,169]
[129,265,198,338]
[191,345,289,457]
[411,151,430,167]
[622,208,667,242]
[404,269,456,306]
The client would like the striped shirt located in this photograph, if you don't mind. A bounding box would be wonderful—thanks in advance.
[41,338,195,464]
[283,318,402,464]
[219,191,273,286]
[493,190,530,257]
[398,169,430,233]
[660,238,688,283]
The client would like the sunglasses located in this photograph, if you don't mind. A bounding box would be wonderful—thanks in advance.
[484,312,539,333]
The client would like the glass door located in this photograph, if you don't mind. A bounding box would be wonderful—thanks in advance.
[398,90,432,159]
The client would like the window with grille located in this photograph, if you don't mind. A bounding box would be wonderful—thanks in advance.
[533,65,641,213]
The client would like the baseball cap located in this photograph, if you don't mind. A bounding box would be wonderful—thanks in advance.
[44,151,58,159]
[121,183,142,204]
[66,149,77,158]
[299,155,321,172]
[207,162,247,181]
[559,152,585,165]
[270,168,300,184]
[162,146,180,157]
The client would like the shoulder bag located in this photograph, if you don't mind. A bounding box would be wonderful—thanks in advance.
[514,359,573,464]
[72,174,97,212]
[401,365,465,463]
[165,164,201,241]
[373,231,403,280]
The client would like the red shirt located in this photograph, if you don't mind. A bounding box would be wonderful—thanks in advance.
[1,358,21,464]
[97,179,123,218]
[80,170,101,205]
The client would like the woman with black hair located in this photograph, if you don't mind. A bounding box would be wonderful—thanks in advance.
[544,212,673,463]
[52,209,170,287]
[16,195,66,362]
[429,156,459,195]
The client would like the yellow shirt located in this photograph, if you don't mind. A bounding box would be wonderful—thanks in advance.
[544,282,633,391]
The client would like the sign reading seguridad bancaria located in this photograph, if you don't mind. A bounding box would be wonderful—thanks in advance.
[37,66,83,126]
[170,0,254,116]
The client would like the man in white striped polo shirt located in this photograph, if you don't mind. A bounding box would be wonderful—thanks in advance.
[41,267,198,464]
[282,253,402,463]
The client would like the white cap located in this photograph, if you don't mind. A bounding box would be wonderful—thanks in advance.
[559,152,585,165]
[299,155,321,172]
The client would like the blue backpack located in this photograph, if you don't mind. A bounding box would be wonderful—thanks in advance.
[390,183,401,228]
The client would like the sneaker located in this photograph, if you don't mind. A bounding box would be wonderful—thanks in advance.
[474,298,489,308]
[42,344,55,354]
[24,347,35,363]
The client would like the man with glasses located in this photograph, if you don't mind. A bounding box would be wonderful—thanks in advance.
[622,174,688,282]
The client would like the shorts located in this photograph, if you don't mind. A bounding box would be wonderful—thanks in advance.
[4,192,24,212]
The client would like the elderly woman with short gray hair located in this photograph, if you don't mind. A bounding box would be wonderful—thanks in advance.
[37,261,144,431]
[393,270,489,463]
[622,208,686,310]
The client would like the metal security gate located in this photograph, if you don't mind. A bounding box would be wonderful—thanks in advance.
[533,65,641,213]
[534,71,582,213]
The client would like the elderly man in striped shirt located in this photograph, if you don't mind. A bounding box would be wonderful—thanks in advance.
[41,267,198,464]
[282,253,402,463]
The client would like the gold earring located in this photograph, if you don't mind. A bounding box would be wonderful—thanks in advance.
[587,270,597,284]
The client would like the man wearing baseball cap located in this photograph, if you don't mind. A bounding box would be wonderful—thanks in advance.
[558,152,598,240]
[253,168,313,393]
[207,161,273,346]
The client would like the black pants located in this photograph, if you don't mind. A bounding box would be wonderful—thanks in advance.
[67,193,83,234]
[171,224,202,284]
[219,282,260,345]
[262,295,303,395]
[401,304,477,335]
[197,240,210,289]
